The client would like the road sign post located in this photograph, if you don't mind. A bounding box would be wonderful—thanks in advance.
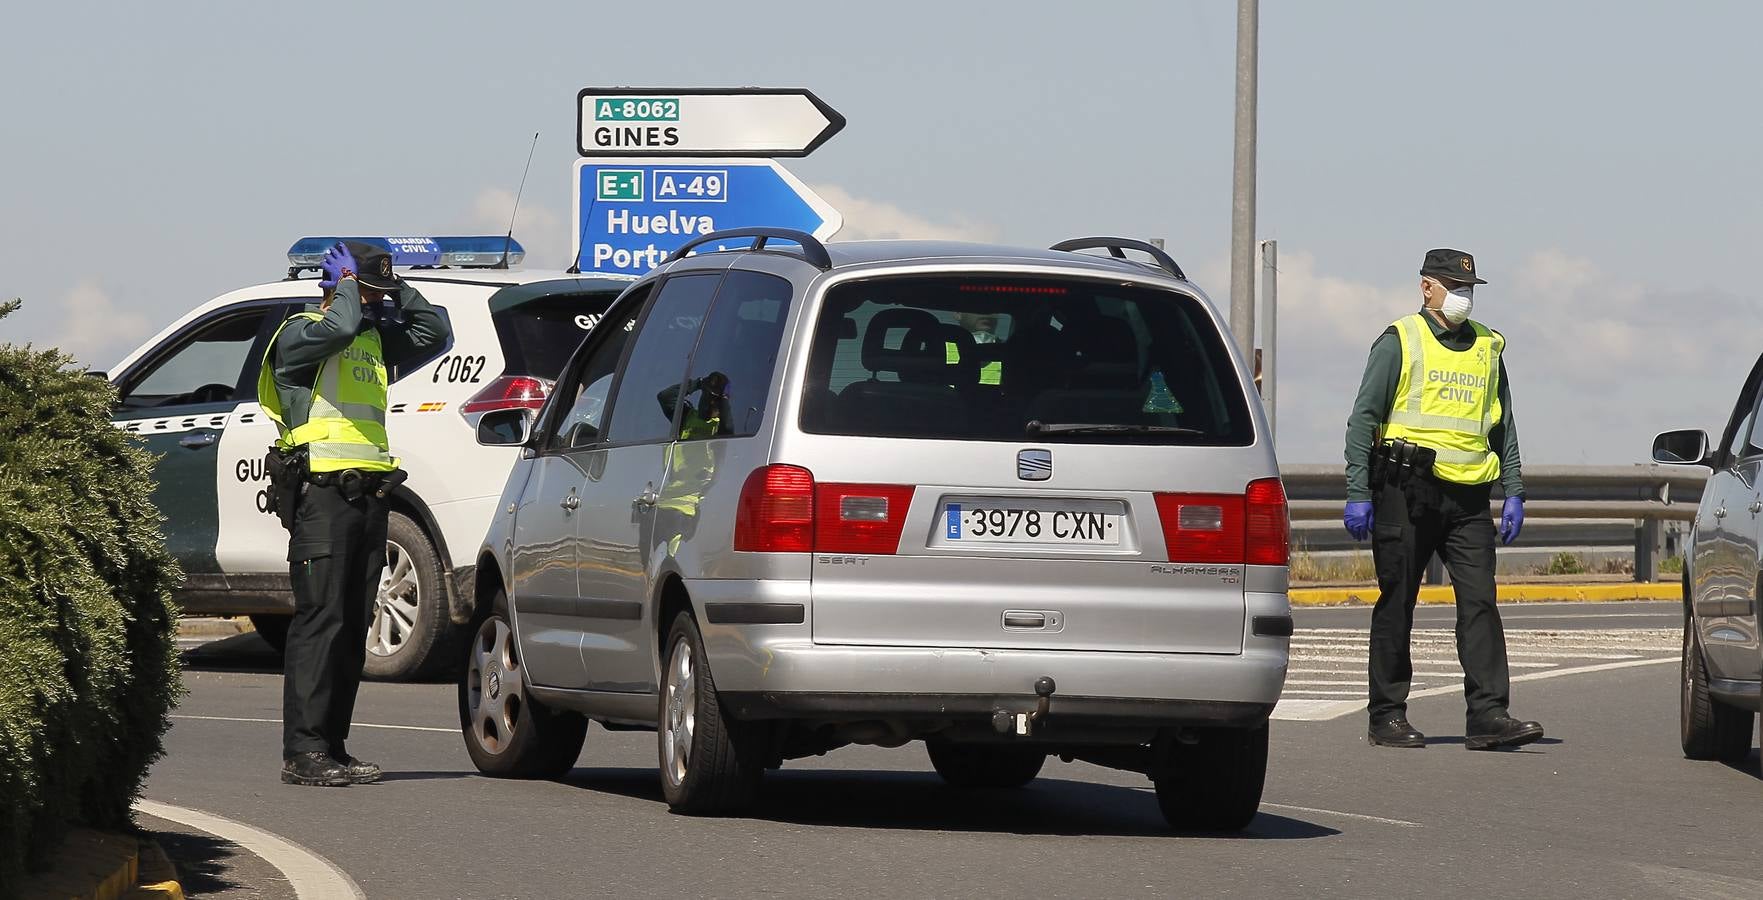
[577,88,845,157]
[571,158,842,275]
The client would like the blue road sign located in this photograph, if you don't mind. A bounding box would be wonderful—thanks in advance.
[572,157,842,275]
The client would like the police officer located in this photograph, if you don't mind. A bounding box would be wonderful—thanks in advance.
[259,241,450,785]
[1342,249,1544,751]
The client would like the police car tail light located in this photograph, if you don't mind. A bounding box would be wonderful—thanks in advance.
[460,376,550,416]
[1244,477,1290,567]
[735,465,816,553]
[814,483,915,555]
[1154,492,1246,564]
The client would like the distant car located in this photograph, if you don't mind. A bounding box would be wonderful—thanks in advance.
[105,236,633,679]
[460,229,1291,832]
[1655,360,1763,764]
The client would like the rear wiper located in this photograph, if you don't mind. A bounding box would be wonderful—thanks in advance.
[1025,421,1205,436]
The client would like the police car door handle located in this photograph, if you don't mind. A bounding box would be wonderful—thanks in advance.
[560,493,580,511]
[178,430,219,449]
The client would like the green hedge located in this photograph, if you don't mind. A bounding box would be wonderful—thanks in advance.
[0,300,182,889]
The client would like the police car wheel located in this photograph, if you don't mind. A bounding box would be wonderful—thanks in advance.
[925,740,1045,788]
[248,614,290,653]
[363,512,451,681]
[458,605,587,778]
[1152,724,1268,833]
[658,612,763,815]
[1680,583,1754,762]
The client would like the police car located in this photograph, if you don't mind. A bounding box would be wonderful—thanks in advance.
[104,236,634,679]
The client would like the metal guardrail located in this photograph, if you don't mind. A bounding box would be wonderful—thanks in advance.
[1279,464,1707,583]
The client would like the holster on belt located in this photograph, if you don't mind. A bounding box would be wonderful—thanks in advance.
[263,446,309,531]
[1372,439,1438,491]
[308,467,408,502]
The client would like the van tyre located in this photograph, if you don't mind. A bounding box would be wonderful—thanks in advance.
[926,741,1046,788]
[1681,601,1754,762]
[459,605,588,778]
[1152,724,1268,832]
[249,614,290,653]
[659,612,763,814]
[364,511,456,681]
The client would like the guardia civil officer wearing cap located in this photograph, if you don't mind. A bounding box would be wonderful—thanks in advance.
[1341,249,1545,752]
[259,240,451,786]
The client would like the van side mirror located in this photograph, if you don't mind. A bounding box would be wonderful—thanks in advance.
[477,408,533,447]
[1652,429,1712,467]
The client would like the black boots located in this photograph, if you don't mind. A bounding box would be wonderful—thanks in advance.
[333,754,383,784]
[1465,715,1546,751]
[281,751,383,785]
[282,751,350,787]
[1368,716,1426,748]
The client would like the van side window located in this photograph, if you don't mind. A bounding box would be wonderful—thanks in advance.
[675,271,794,440]
[547,290,645,451]
[602,274,721,446]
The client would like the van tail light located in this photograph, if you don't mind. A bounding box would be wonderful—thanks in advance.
[460,375,551,416]
[735,465,816,552]
[734,467,916,554]
[815,483,915,554]
[1154,478,1289,566]
[1244,477,1290,566]
[1154,493,1246,564]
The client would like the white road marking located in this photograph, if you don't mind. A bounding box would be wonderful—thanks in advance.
[1274,627,1678,721]
[1259,802,1423,828]
[171,714,455,734]
[136,799,366,900]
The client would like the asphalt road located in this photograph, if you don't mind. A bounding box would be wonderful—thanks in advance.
[149,601,1763,899]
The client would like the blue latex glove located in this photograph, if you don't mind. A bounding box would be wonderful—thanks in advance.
[1344,501,1374,541]
[1498,496,1525,545]
[319,242,357,290]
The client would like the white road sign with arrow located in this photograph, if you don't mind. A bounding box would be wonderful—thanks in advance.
[576,88,845,157]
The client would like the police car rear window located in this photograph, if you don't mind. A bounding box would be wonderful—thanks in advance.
[490,290,625,378]
[799,276,1253,445]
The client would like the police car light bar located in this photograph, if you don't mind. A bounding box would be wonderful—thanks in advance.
[286,236,526,272]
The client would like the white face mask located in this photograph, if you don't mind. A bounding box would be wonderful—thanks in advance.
[1439,285,1474,325]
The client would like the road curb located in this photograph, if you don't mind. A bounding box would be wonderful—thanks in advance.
[1289,582,1681,607]
[128,837,186,900]
[13,828,191,900]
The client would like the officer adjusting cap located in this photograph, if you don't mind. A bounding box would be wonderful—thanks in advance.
[1420,248,1487,285]
[342,240,401,292]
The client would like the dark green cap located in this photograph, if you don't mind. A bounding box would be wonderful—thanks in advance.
[1420,248,1487,285]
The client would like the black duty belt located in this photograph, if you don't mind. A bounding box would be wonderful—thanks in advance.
[308,468,408,500]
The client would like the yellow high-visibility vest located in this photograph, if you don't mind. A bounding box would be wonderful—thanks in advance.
[945,341,1002,385]
[1382,313,1504,486]
[257,312,397,473]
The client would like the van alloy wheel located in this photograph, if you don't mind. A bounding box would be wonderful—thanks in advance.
[662,638,696,788]
[467,616,524,754]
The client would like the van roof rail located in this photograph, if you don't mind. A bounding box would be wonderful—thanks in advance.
[1050,237,1185,280]
[664,228,832,270]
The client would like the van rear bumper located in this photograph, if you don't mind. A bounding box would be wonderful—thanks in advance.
[722,690,1272,729]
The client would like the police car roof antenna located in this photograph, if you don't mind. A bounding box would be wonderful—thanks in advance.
[495,132,539,270]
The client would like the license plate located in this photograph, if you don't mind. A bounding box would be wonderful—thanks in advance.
[942,501,1122,546]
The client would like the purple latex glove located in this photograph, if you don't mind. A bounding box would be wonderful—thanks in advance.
[319,242,357,290]
[1344,501,1374,541]
[1498,496,1525,545]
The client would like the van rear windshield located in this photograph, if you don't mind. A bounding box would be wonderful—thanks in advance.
[489,289,625,378]
[798,276,1254,445]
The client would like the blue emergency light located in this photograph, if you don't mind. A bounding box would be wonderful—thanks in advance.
[286,235,525,272]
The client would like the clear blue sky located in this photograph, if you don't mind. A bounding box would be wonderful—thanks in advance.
[2,0,1757,464]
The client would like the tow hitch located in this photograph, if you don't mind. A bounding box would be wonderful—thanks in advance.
[991,676,1057,737]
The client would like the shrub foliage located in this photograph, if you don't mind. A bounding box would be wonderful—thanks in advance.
[0,300,182,887]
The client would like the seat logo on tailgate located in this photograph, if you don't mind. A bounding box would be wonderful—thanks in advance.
[1017,449,1052,481]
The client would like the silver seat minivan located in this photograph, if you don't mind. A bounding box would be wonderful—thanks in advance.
[461,230,1290,831]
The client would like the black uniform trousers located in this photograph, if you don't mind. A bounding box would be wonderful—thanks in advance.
[1368,473,1511,726]
[282,483,387,758]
